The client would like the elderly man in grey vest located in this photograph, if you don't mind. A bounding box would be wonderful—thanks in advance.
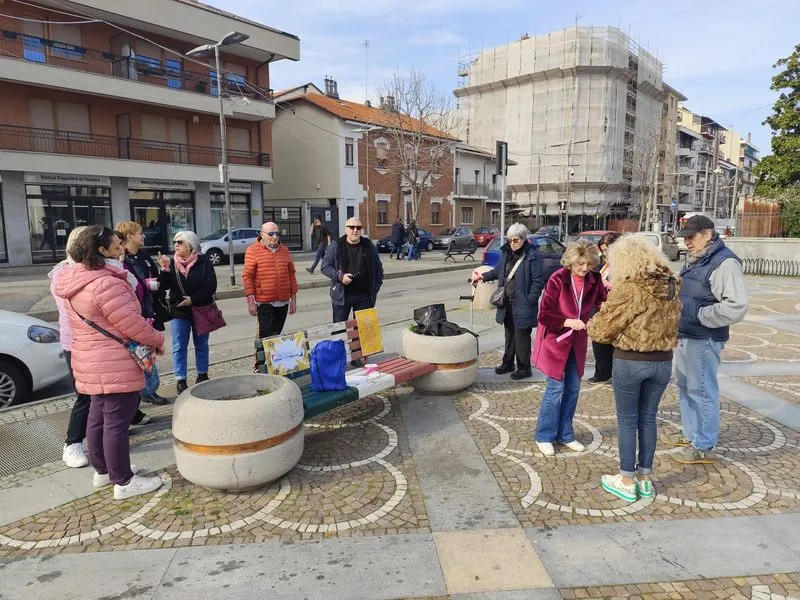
[665,215,749,465]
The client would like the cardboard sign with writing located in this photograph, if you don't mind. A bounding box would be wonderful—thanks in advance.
[262,332,310,376]
[355,308,383,357]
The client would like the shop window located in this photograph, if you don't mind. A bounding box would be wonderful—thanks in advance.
[377,200,388,225]
[461,207,474,224]
[210,193,250,231]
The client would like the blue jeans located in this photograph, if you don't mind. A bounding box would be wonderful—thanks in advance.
[675,337,724,450]
[171,317,210,381]
[407,245,418,260]
[612,358,672,477]
[391,244,404,257]
[143,364,160,397]
[536,351,581,443]
[309,246,326,272]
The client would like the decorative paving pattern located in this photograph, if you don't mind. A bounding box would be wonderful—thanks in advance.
[724,322,800,363]
[0,393,429,557]
[561,573,800,599]
[742,377,800,406]
[455,380,800,528]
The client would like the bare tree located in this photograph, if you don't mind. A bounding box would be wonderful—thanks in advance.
[376,70,456,221]
[631,126,663,231]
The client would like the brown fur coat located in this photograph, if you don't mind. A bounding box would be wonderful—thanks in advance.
[587,267,682,353]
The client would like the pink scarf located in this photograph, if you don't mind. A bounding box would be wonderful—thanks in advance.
[175,251,199,277]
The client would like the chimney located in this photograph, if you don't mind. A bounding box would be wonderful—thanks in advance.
[380,95,396,111]
[365,100,372,108]
[324,76,339,99]
[747,132,752,144]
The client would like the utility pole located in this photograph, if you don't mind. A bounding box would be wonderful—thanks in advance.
[536,156,542,229]
[729,169,739,220]
[649,157,660,232]
[497,141,508,241]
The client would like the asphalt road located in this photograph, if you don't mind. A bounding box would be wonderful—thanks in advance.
[31,268,479,401]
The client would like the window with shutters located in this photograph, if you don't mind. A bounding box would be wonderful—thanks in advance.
[55,102,90,139]
[377,200,388,225]
[374,137,390,170]
[431,202,441,224]
[461,207,473,224]
[50,24,84,60]
[345,138,354,166]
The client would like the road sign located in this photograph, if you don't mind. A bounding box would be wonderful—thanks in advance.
[280,207,288,220]
[671,199,678,209]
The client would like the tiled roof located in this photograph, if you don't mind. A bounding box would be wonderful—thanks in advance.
[290,93,457,140]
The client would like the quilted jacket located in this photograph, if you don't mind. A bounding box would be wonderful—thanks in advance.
[242,242,298,303]
[587,266,682,353]
[55,263,165,395]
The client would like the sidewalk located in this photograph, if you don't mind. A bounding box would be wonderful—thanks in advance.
[2,278,800,599]
[0,251,478,321]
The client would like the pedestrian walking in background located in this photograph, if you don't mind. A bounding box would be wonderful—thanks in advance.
[55,226,165,500]
[472,223,546,380]
[587,235,682,502]
[243,221,298,340]
[588,231,623,383]
[157,230,217,395]
[667,215,748,465]
[322,217,384,322]
[533,240,605,456]
[406,220,420,261]
[390,217,406,260]
[306,216,331,274]
[116,221,169,406]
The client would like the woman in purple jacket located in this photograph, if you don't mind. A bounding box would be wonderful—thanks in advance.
[532,240,605,457]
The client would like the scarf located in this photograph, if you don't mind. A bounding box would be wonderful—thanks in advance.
[104,258,138,291]
[175,251,199,277]
[686,237,716,266]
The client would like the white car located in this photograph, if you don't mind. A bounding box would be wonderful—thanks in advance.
[0,310,69,408]
[199,228,261,266]
[635,232,681,262]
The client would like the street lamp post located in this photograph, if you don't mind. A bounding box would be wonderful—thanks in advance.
[352,125,382,239]
[187,31,250,287]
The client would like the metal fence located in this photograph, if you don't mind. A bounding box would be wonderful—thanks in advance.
[741,258,800,277]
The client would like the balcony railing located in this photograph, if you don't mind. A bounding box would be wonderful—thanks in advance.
[0,30,273,102]
[456,182,502,199]
[0,124,270,167]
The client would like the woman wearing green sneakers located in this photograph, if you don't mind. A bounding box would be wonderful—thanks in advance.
[587,235,682,503]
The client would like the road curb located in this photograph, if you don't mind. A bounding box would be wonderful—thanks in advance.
[25,261,477,322]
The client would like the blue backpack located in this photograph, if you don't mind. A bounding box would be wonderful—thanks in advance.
[310,340,348,392]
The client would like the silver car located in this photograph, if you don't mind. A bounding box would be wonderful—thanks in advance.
[432,227,476,253]
[200,228,261,265]
[636,232,681,261]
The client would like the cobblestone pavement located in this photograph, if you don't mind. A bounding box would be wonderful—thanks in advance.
[455,380,800,528]
[0,392,430,557]
[725,323,800,363]
[560,573,800,599]
[742,377,800,405]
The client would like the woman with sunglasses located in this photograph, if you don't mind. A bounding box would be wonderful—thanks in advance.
[157,231,217,394]
[55,226,165,500]
[472,223,546,380]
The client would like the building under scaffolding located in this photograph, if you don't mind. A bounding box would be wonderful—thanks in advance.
[454,26,667,230]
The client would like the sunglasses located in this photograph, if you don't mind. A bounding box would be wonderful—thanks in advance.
[508,237,522,243]
[174,240,185,245]
[346,225,363,231]
[263,231,280,237]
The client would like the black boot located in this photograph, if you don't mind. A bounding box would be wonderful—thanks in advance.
[510,368,532,380]
[195,373,210,385]
[142,393,170,406]
[495,363,515,375]
[176,379,188,394]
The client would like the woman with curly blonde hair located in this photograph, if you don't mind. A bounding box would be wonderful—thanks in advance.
[587,234,682,503]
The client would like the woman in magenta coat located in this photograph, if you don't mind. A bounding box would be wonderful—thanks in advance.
[533,240,605,457]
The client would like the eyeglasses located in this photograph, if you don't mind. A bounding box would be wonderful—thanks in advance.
[346,225,363,231]
[263,231,280,237]
[508,237,522,243]
[174,240,185,245]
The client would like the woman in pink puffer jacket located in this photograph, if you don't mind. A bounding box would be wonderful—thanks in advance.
[56,226,166,501]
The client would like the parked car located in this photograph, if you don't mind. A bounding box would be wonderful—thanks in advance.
[676,236,688,258]
[200,228,261,265]
[534,225,561,240]
[0,310,69,408]
[432,227,476,253]
[715,226,733,239]
[473,226,500,247]
[576,230,620,247]
[376,228,434,253]
[636,232,681,261]
[482,235,566,279]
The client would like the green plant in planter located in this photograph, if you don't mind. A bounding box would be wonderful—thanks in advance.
[195,81,208,93]
[407,323,424,334]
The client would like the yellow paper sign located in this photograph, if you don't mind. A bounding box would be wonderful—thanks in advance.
[355,308,383,357]
[262,332,310,376]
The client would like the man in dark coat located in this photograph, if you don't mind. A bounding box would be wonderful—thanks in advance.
[473,223,546,380]
[389,217,406,260]
[322,217,384,322]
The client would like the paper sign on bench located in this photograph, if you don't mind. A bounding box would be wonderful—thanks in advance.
[355,308,383,357]
[262,332,310,376]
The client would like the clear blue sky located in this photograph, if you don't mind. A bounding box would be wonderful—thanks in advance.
[210,0,799,157]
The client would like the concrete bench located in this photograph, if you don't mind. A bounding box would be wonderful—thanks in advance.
[254,317,435,420]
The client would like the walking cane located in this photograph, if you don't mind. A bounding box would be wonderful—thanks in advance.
[459,278,477,331]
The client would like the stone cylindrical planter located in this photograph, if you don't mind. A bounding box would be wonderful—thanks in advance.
[472,265,498,310]
[402,329,478,394]
[172,374,304,492]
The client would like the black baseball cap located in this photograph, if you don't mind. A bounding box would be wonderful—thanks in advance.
[676,215,715,238]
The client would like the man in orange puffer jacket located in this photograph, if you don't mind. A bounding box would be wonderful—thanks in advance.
[243,221,298,339]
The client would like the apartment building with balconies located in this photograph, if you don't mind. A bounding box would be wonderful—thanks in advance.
[0,0,299,266]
